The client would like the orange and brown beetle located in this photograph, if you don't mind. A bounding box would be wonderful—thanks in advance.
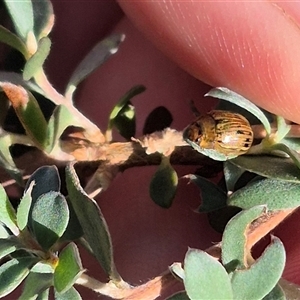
[183,110,253,161]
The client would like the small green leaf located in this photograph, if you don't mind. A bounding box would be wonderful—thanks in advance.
[222,206,266,268]
[275,116,291,143]
[54,243,84,293]
[184,174,227,212]
[23,37,51,81]
[0,225,10,238]
[19,271,53,300]
[184,248,233,300]
[230,155,300,183]
[0,25,28,57]
[25,165,61,204]
[1,83,48,149]
[281,138,300,152]
[224,161,246,192]
[4,0,34,41]
[107,85,145,140]
[231,237,285,300]
[263,284,285,300]
[66,34,125,99]
[54,286,82,300]
[143,106,173,135]
[270,143,300,170]
[0,257,37,297]
[112,101,136,140]
[0,237,23,260]
[66,164,119,281]
[30,261,54,274]
[0,71,44,95]
[228,178,300,210]
[31,191,69,250]
[0,184,18,235]
[149,156,178,208]
[0,134,23,185]
[32,0,54,39]
[46,105,80,153]
[169,262,185,280]
[205,87,271,134]
[25,165,61,231]
[17,181,35,231]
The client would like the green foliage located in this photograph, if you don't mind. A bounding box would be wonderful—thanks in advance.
[107,84,145,140]
[0,1,300,299]
[65,164,120,281]
[54,243,84,294]
[183,249,233,300]
[23,36,51,81]
[228,178,300,210]
[185,174,227,212]
[149,155,178,208]
[230,237,285,299]
[222,206,266,268]
[66,34,125,99]
[3,0,34,42]
[170,208,286,300]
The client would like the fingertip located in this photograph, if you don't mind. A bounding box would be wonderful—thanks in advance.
[118,1,300,123]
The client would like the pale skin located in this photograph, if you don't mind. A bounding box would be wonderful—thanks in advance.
[46,1,300,296]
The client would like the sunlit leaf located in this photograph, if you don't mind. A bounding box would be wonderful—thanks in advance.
[46,105,81,153]
[231,237,285,300]
[112,101,136,140]
[107,85,145,141]
[4,0,34,41]
[0,237,23,260]
[169,262,185,280]
[222,205,266,268]
[0,184,18,235]
[31,191,69,250]
[54,243,84,293]
[184,248,232,300]
[230,155,300,183]
[270,143,300,170]
[206,87,271,134]
[54,286,82,300]
[228,178,300,210]
[0,257,37,297]
[19,271,53,300]
[1,83,48,149]
[17,181,35,230]
[23,37,51,81]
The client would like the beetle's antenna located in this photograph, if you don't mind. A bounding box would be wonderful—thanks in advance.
[189,100,201,117]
